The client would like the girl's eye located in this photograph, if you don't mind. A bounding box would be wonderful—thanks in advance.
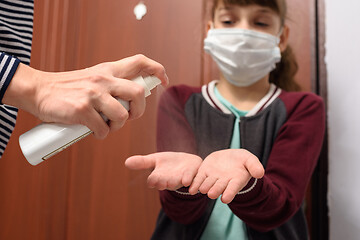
[255,22,269,27]
[222,20,234,25]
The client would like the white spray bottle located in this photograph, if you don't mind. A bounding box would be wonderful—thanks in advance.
[19,75,161,166]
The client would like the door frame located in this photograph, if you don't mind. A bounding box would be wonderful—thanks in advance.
[311,0,329,239]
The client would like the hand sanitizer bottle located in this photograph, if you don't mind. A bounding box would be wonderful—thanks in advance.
[19,76,161,166]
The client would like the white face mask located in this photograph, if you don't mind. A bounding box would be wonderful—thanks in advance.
[204,28,282,87]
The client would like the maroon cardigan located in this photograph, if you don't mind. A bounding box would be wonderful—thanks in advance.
[152,84,325,240]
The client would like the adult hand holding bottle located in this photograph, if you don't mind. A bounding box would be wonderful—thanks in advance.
[2,54,168,139]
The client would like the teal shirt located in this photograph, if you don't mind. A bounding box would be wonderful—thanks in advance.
[200,86,248,240]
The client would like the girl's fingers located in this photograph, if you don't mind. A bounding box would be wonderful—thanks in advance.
[167,177,182,191]
[182,168,198,187]
[221,178,247,204]
[146,172,159,188]
[189,173,206,195]
[148,173,168,190]
[198,177,218,195]
[207,179,229,200]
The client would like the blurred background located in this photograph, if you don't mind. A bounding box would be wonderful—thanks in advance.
[0,0,326,239]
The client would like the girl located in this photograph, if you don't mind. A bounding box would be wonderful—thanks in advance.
[126,0,325,239]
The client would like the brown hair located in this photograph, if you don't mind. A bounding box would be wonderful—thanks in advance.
[211,0,300,91]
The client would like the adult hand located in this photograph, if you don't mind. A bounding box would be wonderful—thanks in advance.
[125,152,202,191]
[3,54,168,139]
[188,149,264,204]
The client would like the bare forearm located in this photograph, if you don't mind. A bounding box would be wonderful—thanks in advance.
[3,63,40,116]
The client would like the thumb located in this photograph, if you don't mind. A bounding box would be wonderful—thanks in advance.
[125,155,155,170]
[244,155,265,179]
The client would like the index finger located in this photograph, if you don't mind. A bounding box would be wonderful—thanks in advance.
[115,54,169,87]
[221,178,246,204]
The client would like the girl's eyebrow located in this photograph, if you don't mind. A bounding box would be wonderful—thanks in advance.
[256,8,276,15]
[218,7,232,11]
[258,8,272,13]
[218,6,275,13]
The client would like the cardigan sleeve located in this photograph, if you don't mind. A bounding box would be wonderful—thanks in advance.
[228,92,326,232]
[156,85,211,225]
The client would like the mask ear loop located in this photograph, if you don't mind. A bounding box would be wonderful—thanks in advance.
[276,27,284,44]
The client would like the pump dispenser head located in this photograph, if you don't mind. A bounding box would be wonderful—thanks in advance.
[133,75,161,97]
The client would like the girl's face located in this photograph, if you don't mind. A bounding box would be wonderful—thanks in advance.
[213,3,282,36]
[210,2,289,51]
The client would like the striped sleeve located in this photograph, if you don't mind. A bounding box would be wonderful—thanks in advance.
[0,52,20,102]
[0,0,34,158]
[0,0,34,65]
